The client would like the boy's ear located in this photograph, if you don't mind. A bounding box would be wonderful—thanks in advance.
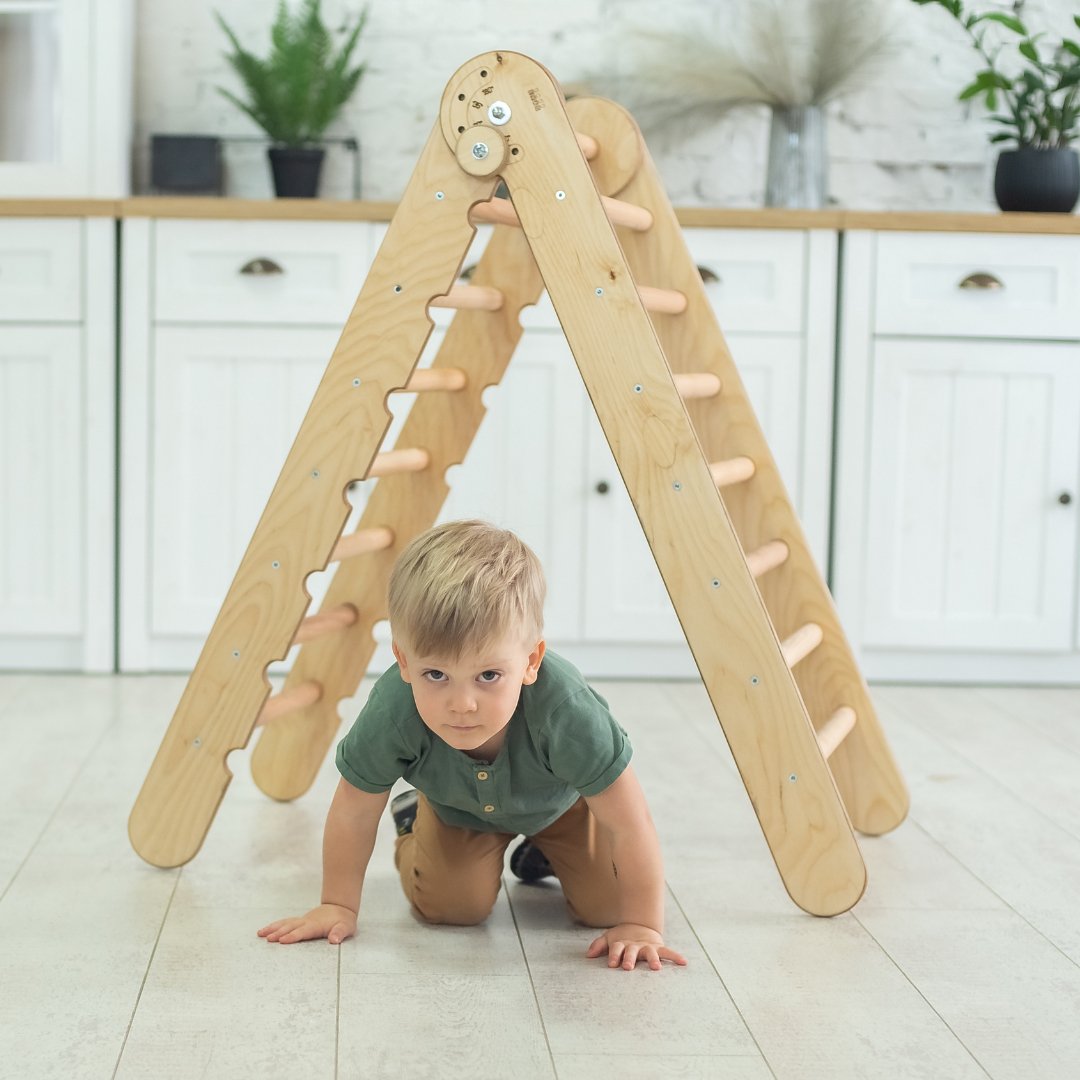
[522,639,546,685]
[392,640,411,683]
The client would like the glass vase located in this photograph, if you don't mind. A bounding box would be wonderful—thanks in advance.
[765,105,827,209]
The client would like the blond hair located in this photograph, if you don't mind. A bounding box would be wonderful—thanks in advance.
[388,520,545,658]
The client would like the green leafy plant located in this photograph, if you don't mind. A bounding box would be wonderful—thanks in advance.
[215,0,368,146]
[912,1,1080,148]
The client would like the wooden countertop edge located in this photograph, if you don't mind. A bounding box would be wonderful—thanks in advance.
[0,198,1078,233]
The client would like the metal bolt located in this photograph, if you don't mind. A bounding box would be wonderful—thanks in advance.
[487,101,511,125]
[193,737,202,748]
[595,287,604,296]
[555,190,566,200]
[750,675,760,685]
[672,481,682,491]
[711,578,720,588]
[633,384,643,393]
[272,561,280,569]
[312,470,320,479]
[472,142,490,160]
[393,284,403,294]
[788,773,798,782]
[232,650,240,659]
[352,378,361,387]
[435,191,445,200]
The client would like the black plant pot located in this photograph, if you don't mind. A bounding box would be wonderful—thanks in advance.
[268,146,326,198]
[994,147,1080,213]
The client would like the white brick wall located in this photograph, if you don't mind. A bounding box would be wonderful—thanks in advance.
[133,0,1077,209]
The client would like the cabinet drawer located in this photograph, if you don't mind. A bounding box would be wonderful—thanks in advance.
[154,219,375,325]
[0,219,82,322]
[683,229,806,333]
[874,232,1080,339]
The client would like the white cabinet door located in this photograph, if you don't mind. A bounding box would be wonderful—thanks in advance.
[583,333,804,642]
[437,332,587,644]
[863,339,1080,651]
[0,326,83,642]
[134,325,339,666]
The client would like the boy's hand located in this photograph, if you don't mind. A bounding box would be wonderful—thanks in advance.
[257,903,357,945]
[586,923,689,971]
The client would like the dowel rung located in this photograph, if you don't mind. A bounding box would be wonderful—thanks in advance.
[330,525,394,564]
[639,285,687,315]
[780,622,824,668]
[294,603,359,645]
[576,131,599,160]
[256,680,322,727]
[746,539,789,579]
[367,448,430,478]
[430,284,504,312]
[469,193,652,232]
[816,706,857,760]
[401,368,468,392]
[709,456,755,488]
[673,372,722,399]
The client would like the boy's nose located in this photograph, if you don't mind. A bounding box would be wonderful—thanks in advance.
[449,691,477,714]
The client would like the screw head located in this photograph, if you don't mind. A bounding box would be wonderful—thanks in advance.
[750,675,760,685]
[672,481,683,491]
[711,578,720,588]
[595,287,604,296]
[487,101,511,125]
[471,142,490,160]
[393,284,402,294]
[788,773,798,782]
[555,190,566,200]
[633,384,643,393]
[272,560,280,569]
[435,191,445,200]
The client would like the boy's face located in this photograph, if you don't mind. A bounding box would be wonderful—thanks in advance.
[392,632,545,757]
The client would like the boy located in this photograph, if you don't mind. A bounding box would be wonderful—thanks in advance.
[258,520,687,972]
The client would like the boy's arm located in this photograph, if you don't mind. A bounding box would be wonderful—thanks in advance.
[259,778,389,945]
[583,765,688,971]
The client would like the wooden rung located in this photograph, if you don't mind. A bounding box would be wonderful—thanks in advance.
[430,284,503,311]
[401,368,468,392]
[780,622,824,668]
[816,706,857,759]
[576,131,598,160]
[745,539,789,579]
[330,525,394,564]
[709,456,756,488]
[672,372,722,399]
[367,448,431,478]
[638,284,687,315]
[470,193,652,232]
[256,680,322,727]
[294,603,359,645]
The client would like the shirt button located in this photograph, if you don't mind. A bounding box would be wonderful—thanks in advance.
[477,771,489,781]
[483,804,495,813]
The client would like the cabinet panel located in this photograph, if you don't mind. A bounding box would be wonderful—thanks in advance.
[0,326,82,635]
[149,326,339,638]
[154,220,373,325]
[863,339,1079,650]
[683,229,806,333]
[0,218,82,322]
[874,232,1080,340]
[583,334,804,642]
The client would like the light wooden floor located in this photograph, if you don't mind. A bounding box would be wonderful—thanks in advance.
[2,673,1079,1079]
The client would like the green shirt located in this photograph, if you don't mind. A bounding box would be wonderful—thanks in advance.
[335,650,632,835]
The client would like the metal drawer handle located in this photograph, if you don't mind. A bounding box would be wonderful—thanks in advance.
[698,265,722,285]
[1060,492,1073,506]
[239,257,285,276]
[958,271,1003,291]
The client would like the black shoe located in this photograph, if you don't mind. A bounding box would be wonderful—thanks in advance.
[391,789,419,836]
[510,840,554,882]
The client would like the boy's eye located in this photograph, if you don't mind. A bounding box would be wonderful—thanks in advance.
[478,670,500,683]
[422,670,447,682]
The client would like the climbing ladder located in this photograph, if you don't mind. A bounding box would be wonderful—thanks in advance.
[128,51,908,916]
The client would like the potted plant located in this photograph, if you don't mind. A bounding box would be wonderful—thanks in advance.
[215,0,368,198]
[585,0,897,208]
[912,0,1080,212]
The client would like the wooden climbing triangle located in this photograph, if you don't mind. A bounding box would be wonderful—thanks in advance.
[129,50,908,916]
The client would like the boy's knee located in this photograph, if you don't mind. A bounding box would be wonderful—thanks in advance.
[408,873,501,926]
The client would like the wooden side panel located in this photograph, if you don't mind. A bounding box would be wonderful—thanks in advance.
[478,60,866,915]
[128,125,496,868]
[589,99,909,837]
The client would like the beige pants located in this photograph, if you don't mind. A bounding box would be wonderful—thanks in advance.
[394,794,620,928]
